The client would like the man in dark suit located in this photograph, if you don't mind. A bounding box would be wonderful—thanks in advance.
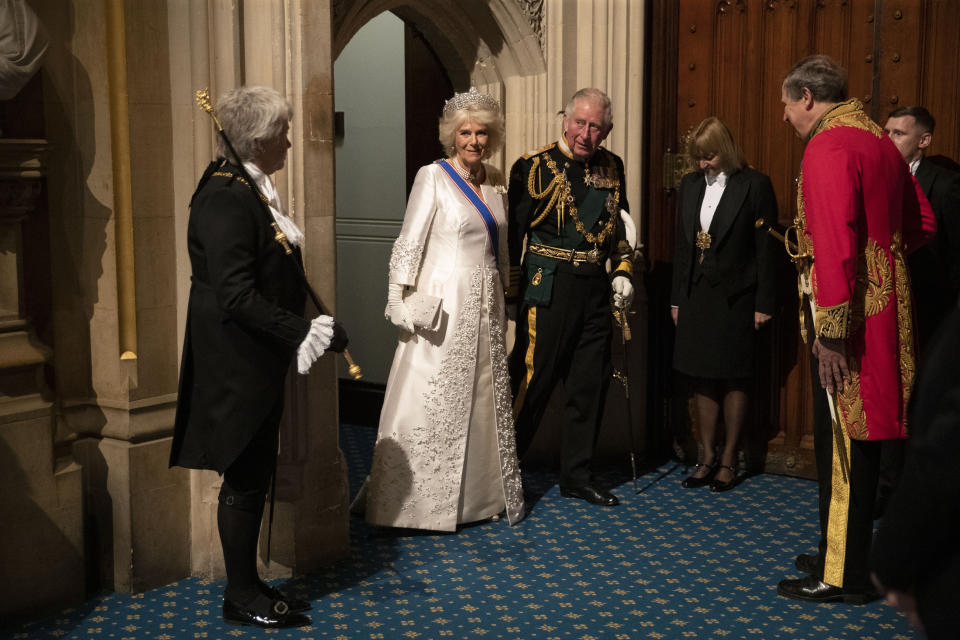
[876,107,960,519]
[871,297,960,639]
[884,106,960,351]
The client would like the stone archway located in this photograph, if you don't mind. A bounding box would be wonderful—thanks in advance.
[332,0,547,172]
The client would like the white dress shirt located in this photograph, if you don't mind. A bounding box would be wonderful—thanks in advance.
[699,171,728,232]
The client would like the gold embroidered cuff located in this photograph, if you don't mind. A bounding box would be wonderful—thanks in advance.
[614,259,633,276]
[815,301,850,339]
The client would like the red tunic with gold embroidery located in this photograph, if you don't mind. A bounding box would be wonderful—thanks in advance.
[797,100,936,440]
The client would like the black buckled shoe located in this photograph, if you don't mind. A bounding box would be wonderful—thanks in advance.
[681,463,716,488]
[709,465,737,492]
[794,553,822,578]
[223,594,312,628]
[776,574,880,605]
[261,584,311,613]
[560,485,619,506]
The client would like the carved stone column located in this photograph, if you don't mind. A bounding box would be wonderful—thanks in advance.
[0,139,84,618]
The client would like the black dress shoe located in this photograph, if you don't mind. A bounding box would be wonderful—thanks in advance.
[261,584,311,613]
[681,463,716,488]
[223,594,312,628]
[709,465,737,492]
[776,574,880,605]
[560,485,619,506]
[794,553,822,577]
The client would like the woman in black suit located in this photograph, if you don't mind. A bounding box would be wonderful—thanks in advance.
[169,86,345,628]
[671,117,776,492]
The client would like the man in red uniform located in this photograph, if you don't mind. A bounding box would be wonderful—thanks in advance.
[777,55,936,604]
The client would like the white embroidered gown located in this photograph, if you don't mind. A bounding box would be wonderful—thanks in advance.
[364,161,525,532]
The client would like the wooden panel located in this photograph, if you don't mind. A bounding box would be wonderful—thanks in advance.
[919,0,960,161]
[676,1,717,138]
[876,0,924,119]
[643,0,678,267]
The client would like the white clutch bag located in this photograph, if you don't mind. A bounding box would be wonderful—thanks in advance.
[403,291,442,330]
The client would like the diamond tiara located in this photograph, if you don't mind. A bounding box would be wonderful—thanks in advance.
[442,87,500,116]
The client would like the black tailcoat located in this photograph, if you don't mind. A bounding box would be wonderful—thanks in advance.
[169,162,310,473]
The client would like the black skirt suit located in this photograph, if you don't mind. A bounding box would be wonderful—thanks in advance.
[671,167,777,380]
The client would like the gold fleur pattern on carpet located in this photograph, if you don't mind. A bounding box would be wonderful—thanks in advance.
[1,425,918,640]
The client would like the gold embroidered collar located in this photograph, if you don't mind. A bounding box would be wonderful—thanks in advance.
[807,98,864,142]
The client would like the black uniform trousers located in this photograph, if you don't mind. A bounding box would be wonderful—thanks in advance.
[809,354,881,591]
[510,265,612,488]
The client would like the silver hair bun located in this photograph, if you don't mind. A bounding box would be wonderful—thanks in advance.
[442,87,500,115]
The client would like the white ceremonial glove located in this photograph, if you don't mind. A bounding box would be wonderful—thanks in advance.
[385,283,415,333]
[612,276,634,310]
[297,314,335,374]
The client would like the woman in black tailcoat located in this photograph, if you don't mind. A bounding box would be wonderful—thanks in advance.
[671,116,777,492]
[169,86,345,628]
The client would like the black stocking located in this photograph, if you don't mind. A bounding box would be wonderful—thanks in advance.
[218,491,266,604]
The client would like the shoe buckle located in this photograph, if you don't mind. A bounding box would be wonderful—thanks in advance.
[273,600,290,616]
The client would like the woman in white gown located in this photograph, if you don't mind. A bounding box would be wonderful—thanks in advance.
[363,88,525,531]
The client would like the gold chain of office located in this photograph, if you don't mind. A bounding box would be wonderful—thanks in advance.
[212,171,271,205]
[526,152,620,244]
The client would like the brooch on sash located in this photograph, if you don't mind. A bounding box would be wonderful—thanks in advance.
[695,230,712,264]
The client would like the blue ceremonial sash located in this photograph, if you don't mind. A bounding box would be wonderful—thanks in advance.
[436,159,499,264]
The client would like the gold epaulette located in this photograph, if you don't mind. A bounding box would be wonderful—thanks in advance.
[521,142,556,160]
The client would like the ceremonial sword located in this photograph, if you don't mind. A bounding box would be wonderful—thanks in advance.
[755,218,850,482]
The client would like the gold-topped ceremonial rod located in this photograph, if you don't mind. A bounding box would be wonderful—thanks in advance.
[194,88,362,380]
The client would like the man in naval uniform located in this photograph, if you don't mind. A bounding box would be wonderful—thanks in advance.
[507,87,634,507]
[776,55,936,605]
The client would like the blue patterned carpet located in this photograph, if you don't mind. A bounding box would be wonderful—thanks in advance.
[3,424,915,640]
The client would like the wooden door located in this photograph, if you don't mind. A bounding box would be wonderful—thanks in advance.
[644,0,960,478]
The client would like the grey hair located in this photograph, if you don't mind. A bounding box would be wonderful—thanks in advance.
[782,55,848,103]
[215,86,293,164]
[438,104,505,159]
[563,88,613,130]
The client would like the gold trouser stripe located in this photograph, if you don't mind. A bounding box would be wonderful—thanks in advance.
[823,425,852,587]
[512,307,537,419]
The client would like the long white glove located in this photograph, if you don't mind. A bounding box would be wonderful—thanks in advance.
[385,283,415,333]
[297,314,335,374]
[612,276,634,310]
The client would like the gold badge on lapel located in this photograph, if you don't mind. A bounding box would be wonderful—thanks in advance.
[696,230,712,264]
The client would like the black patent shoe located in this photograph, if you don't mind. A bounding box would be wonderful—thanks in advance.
[776,574,880,605]
[223,594,312,628]
[560,485,619,506]
[261,583,311,613]
[709,465,737,492]
[681,463,716,488]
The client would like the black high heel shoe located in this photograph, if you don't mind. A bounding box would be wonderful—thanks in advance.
[709,464,738,492]
[223,593,311,628]
[681,462,716,488]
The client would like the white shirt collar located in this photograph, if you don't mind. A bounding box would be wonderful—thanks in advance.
[909,158,921,176]
[242,161,304,247]
[705,171,728,187]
